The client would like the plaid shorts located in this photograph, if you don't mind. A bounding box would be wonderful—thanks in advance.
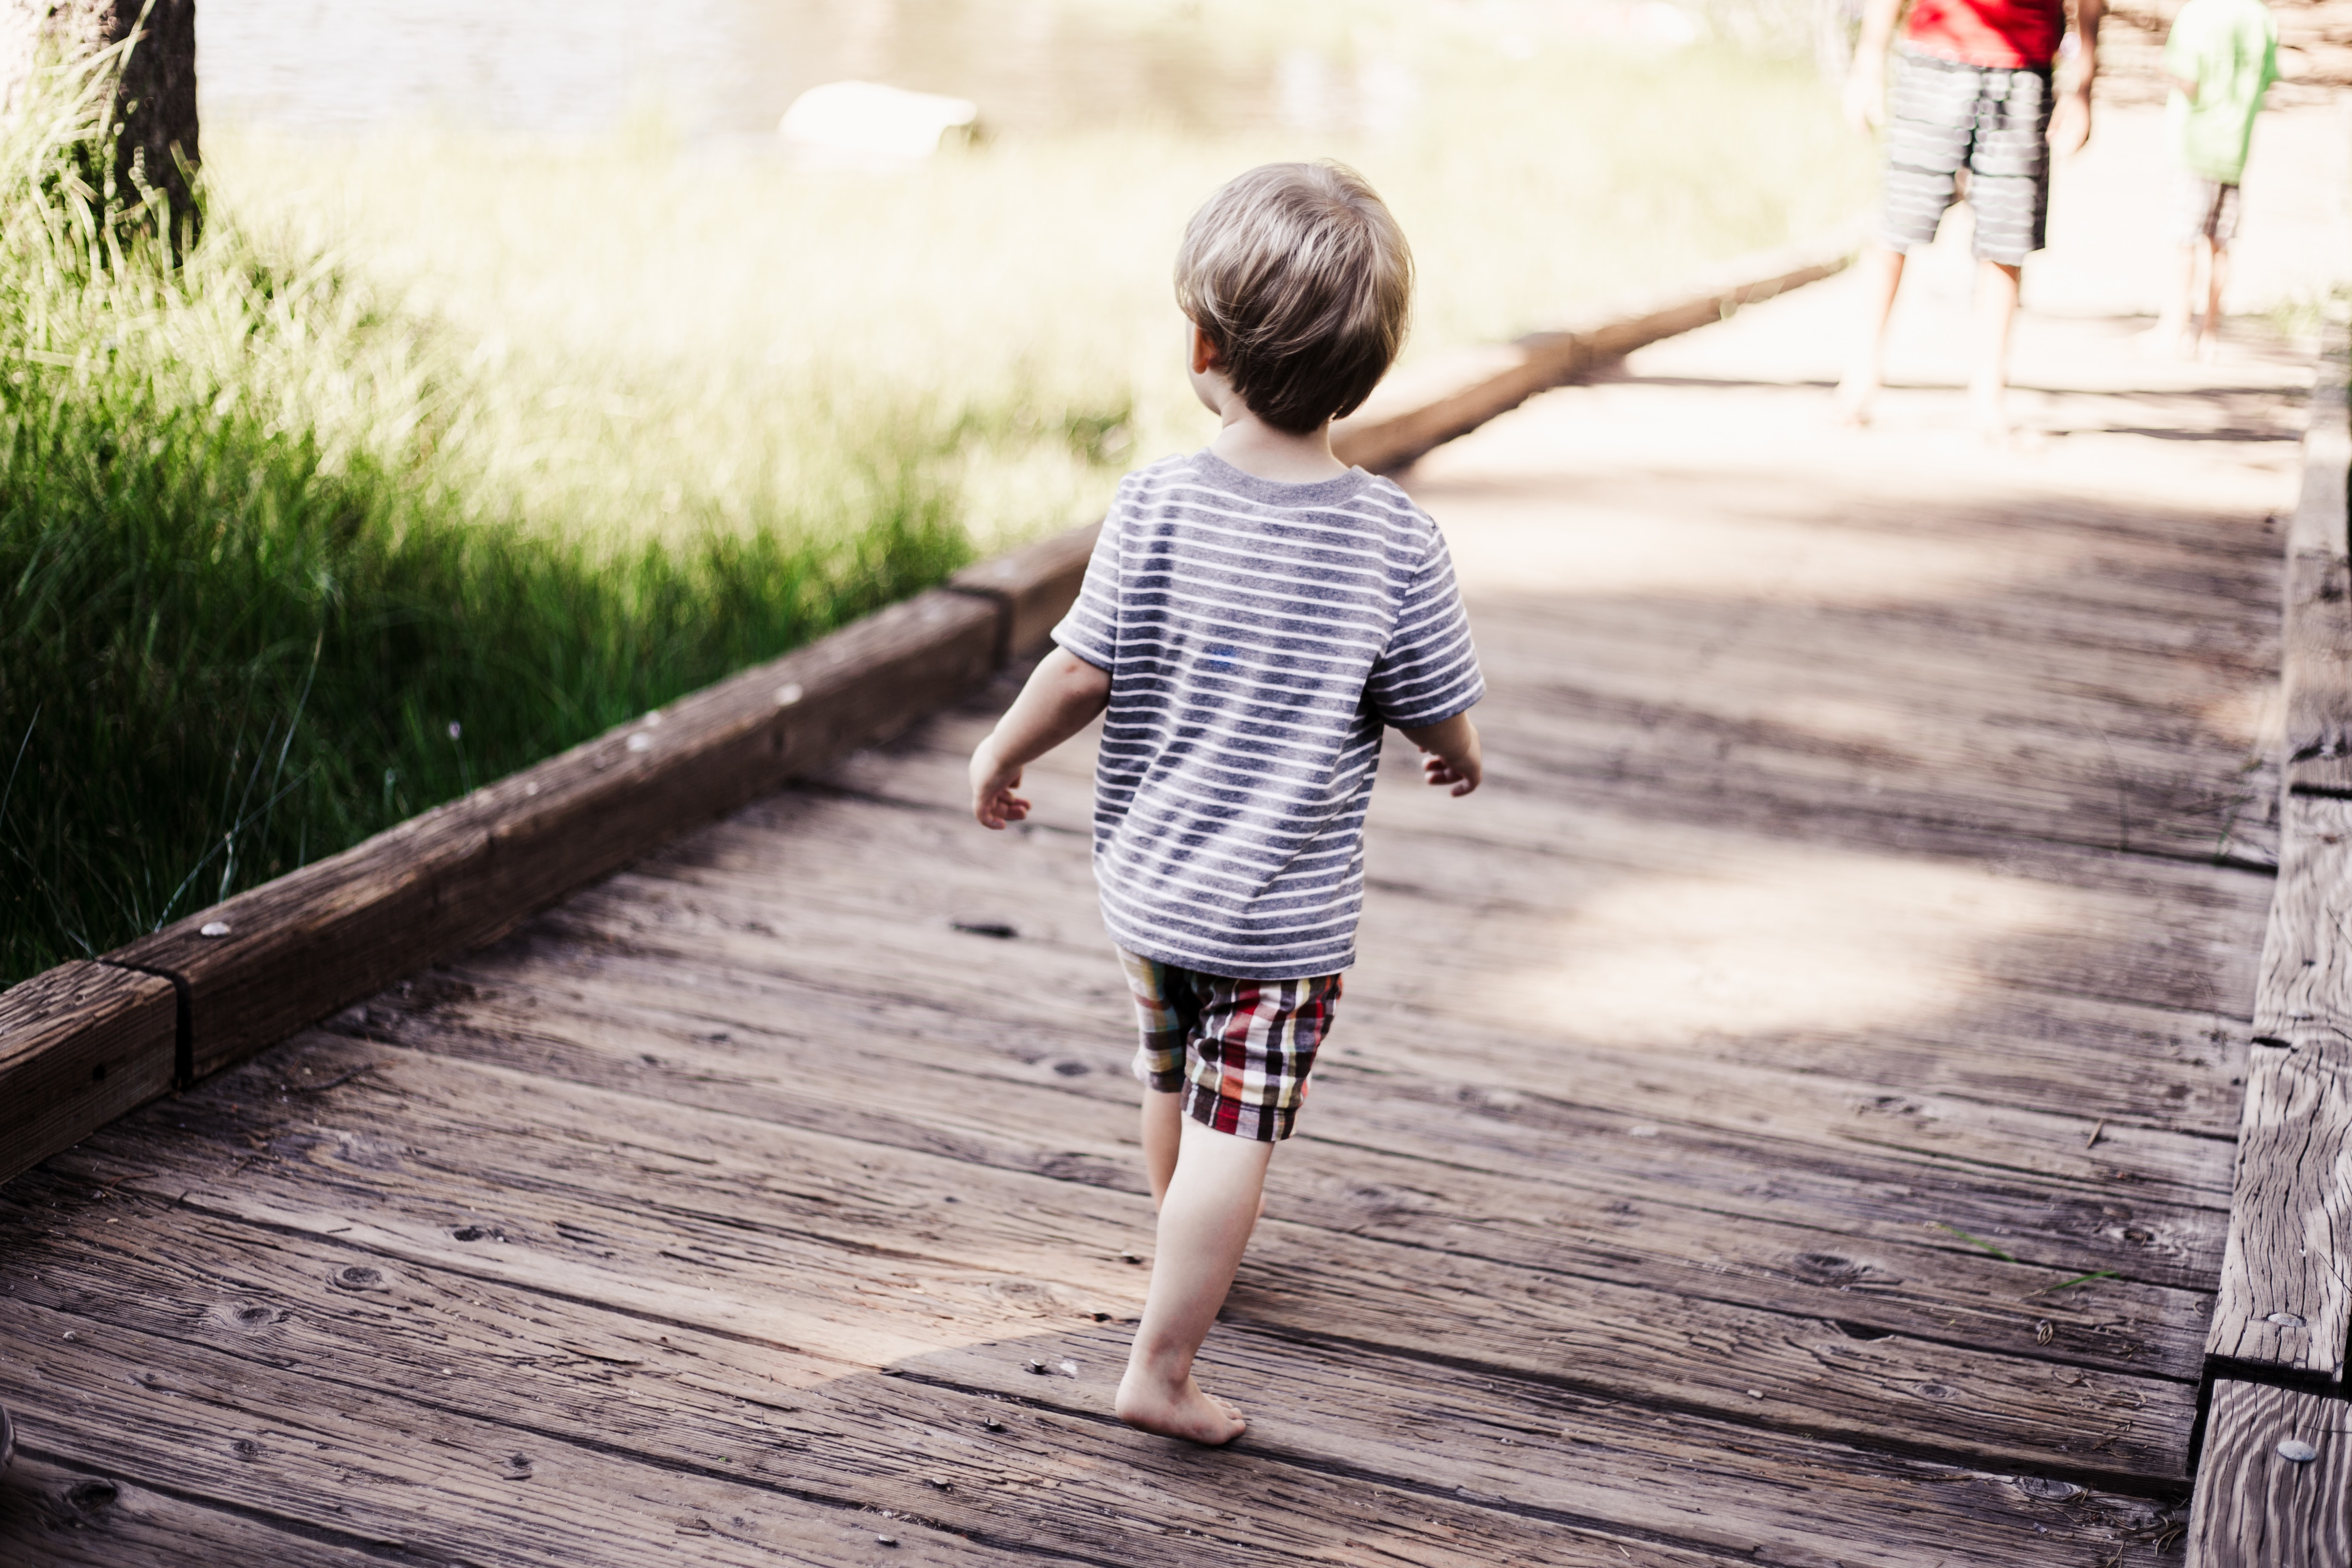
[2172,175,2242,246]
[1116,947,1343,1142]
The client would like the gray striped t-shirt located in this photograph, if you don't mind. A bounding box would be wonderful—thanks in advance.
[1052,450,1483,980]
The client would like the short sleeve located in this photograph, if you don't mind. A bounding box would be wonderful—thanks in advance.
[1366,527,1483,729]
[1049,508,1122,673]
[2162,11,2194,79]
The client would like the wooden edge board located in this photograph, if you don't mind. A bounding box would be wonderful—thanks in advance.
[105,588,998,1078]
[2283,549,2352,796]
[0,962,177,1188]
[2196,327,2352,1491]
[2284,319,2349,562]
[1328,239,1854,474]
[2187,1379,2352,1566]
[945,520,1100,662]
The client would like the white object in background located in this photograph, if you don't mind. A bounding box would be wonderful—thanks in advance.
[778,81,979,161]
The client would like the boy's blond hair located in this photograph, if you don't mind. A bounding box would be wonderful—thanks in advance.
[1175,162,1412,435]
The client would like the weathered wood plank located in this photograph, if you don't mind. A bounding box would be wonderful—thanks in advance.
[2205,1035,2352,1381]
[2252,794,2352,1047]
[377,943,2236,1298]
[2187,1380,2352,1567]
[2281,549,2352,798]
[104,589,998,1081]
[946,522,1098,661]
[52,1038,2198,1485]
[0,1295,1007,1568]
[0,961,177,1187]
[1329,242,1851,473]
[556,815,2240,1209]
[0,1201,2183,1568]
[339,974,2211,1380]
[0,1452,396,1568]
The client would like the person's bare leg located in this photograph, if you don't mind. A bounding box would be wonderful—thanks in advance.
[2146,243,2196,357]
[2199,239,2228,357]
[1834,242,1908,425]
[1141,1087,1182,1207]
[1969,258,2022,439]
[1115,1118,1271,1444]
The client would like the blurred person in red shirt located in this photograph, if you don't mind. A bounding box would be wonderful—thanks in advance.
[1834,0,2101,437]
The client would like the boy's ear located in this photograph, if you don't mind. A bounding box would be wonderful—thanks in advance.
[1190,324,1226,376]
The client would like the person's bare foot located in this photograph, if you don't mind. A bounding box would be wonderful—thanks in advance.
[1969,385,2010,445]
[1831,373,1876,428]
[1115,1369,1248,1445]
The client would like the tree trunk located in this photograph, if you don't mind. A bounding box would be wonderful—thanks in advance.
[2,0,199,242]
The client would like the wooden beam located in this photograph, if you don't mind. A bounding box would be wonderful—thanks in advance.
[2205,1031,2352,1381]
[2285,325,2350,795]
[1329,238,1853,474]
[2187,1380,2352,1566]
[106,589,998,1081]
[0,961,176,1187]
[946,521,1099,662]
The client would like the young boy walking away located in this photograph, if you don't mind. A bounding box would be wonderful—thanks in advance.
[967,162,1484,1446]
[2148,0,2277,357]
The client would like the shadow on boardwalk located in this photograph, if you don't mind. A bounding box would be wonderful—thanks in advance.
[0,243,2321,1565]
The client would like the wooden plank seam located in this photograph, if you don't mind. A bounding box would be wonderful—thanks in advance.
[98,958,193,1088]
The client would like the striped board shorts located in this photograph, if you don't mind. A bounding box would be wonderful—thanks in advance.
[1117,947,1342,1142]
[1878,50,2054,266]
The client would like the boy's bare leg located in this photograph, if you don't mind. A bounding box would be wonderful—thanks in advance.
[1833,242,1907,425]
[2146,243,2196,357]
[1116,1118,1271,1445]
[1969,258,2022,439]
[1141,1087,1181,1207]
[2199,238,2227,356]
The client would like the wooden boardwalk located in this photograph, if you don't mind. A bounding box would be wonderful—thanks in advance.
[0,267,2318,1559]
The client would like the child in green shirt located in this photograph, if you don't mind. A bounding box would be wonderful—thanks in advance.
[2152,0,2278,356]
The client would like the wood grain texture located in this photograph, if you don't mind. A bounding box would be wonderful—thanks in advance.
[2282,549,2352,797]
[0,961,176,1186]
[2187,1380,2352,1567]
[0,1182,2185,1568]
[0,1453,396,1568]
[2284,324,2352,793]
[106,588,998,1081]
[946,521,1099,661]
[2204,1035,2352,1379]
[41,1035,2197,1486]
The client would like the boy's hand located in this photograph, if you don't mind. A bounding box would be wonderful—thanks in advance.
[2048,90,2093,156]
[1842,57,1886,134]
[971,741,1032,830]
[1401,713,1482,799]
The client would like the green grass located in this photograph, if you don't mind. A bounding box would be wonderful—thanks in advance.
[1,21,1871,987]
[0,54,983,983]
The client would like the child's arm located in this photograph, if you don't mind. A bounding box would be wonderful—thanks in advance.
[1401,711,1483,798]
[1841,0,1906,132]
[2049,0,2104,155]
[970,647,1112,829]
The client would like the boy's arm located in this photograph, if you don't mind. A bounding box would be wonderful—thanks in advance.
[970,646,1112,829]
[1400,710,1483,798]
[1842,0,1908,132]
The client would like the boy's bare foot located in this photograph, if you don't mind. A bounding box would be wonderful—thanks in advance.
[1115,1368,1248,1445]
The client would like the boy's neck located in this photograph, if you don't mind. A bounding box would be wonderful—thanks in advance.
[1208,407,1350,486]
